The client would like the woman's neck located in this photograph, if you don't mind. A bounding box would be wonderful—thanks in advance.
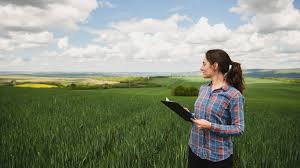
[211,73,225,90]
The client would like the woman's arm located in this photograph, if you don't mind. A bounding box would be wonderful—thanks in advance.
[210,94,245,136]
[192,94,245,136]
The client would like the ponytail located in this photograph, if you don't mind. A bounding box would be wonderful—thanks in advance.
[225,61,245,94]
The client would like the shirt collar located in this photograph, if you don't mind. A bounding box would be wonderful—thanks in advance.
[207,80,230,91]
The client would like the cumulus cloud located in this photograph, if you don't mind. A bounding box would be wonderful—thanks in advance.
[57,36,69,49]
[0,0,98,32]
[0,31,53,51]
[0,0,58,8]
[271,31,300,53]
[84,11,300,70]
[86,14,241,64]
[88,14,201,62]
[84,14,198,63]
[230,0,300,33]
[59,44,111,62]
[230,0,293,14]
[184,17,231,44]
[110,14,192,34]
[0,0,98,52]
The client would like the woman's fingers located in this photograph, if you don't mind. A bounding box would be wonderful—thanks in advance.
[192,119,212,129]
[191,119,201,128]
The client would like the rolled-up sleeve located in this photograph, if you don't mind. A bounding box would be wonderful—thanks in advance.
[210,94,245,136]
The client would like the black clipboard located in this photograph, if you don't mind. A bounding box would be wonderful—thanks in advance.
[161,97,195,122]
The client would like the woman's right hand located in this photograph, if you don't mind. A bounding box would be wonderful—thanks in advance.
[191,118,212,129]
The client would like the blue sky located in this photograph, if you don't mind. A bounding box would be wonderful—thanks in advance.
[88,0,241,28]
[66,0,243,47]
[0,0,300,72]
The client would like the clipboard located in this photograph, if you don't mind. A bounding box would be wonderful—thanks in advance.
[161,97,196,122]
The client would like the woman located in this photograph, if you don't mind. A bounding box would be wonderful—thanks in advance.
[187,49,245,168]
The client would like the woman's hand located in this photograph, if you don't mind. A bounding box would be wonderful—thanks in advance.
[191,118,212,129]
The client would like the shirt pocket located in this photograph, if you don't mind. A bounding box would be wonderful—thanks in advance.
[211,96,230,122]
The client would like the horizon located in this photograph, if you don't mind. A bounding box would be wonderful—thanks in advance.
[0,68,300,74]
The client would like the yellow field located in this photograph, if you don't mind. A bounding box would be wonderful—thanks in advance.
[15,83,58,88]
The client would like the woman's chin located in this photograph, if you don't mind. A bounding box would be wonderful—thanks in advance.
[202,74,209,78]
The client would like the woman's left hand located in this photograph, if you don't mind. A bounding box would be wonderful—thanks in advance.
[191,119,212,129]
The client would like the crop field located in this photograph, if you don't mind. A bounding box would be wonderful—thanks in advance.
[0,77,299,167]
[15,83,58,88]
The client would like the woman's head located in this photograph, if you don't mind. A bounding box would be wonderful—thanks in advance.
[201,49,245,94]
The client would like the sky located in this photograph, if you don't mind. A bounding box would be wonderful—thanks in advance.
[0,0,300,72]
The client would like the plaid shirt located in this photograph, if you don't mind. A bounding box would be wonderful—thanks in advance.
[188,81,245,162]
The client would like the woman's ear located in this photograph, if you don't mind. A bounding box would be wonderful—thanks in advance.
[212,62,218,71]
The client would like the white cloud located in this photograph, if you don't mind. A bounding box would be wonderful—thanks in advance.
[230,0,293,14]
[110,14,192,34]
[0,1,98,32]
[88,14,197,62]
[271,31,300,53]
[0,0,62,8]
[57,36,69,49]
[251,9,300,33]
[0,38,14,52]
[59,44,111,62]
[84,12,299,70]
[0,0,98,52]
[230,0,300,33]
[0,31,53,51]
[86,15,232,63]
[184,17,232,44]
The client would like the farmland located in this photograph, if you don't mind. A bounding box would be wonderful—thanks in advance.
[0,76,299,167]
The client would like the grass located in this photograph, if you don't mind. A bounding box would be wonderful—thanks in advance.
[93,76,148,82]
[0,77,299,167]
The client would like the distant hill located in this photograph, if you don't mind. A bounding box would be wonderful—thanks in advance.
[243,69,300,78]
[169,69,300,78]
[0,68,300,78]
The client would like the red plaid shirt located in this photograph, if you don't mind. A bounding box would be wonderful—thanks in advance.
[188,81,245,162]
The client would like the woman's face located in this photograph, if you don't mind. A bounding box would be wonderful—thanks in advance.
[200,57,217,78]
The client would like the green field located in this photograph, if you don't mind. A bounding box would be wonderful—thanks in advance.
[0,77,299,167]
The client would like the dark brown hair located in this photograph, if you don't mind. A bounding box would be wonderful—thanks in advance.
[206,49,245,94]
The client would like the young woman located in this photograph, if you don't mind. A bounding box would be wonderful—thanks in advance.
[187,49,245,168]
